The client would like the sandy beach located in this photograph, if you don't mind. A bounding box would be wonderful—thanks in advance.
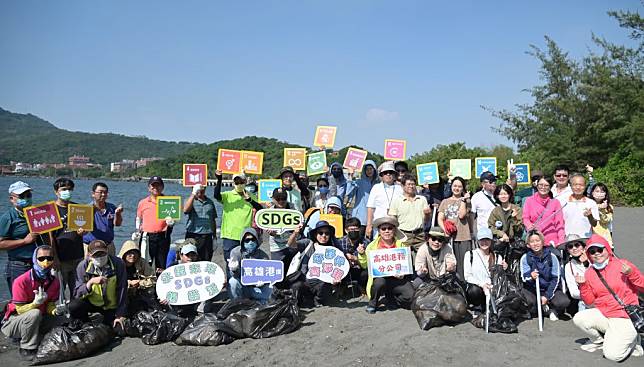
[1,207,642,367]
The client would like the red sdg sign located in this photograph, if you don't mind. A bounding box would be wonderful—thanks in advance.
[23,201,63,234]
[183,164,208,187]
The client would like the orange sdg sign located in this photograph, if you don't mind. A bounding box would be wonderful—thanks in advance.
[241,151,264,175]
[283,148,307,171]
[217,149,242,174]
[313,126,337,148]
[183,164,208,187]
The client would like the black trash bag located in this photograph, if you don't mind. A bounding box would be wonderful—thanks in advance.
[411,273,469,330]
[215,290,302,339]
[32,323,113,365]
[174,313,235,346]
[115,310,188,345]
[470,265,530,333]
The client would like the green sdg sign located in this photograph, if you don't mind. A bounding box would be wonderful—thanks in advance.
[254,208,304,232]
[156,196,182,220]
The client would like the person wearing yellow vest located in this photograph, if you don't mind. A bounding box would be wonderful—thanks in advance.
[69,240,127,329]
[358,216,414,314]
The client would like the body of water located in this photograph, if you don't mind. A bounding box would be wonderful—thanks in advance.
[0,176,226,301]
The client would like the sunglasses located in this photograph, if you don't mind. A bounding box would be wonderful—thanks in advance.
[588,247,605,255]
[555,174,568,178]
[379,226,395,231]
[566,242,584,250]
[316,231,331,236]
[318,185,328,188]
[429,236,447,243]
[37,256,54,262]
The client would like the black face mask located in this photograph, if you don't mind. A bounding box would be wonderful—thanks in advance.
[347,231,360,241]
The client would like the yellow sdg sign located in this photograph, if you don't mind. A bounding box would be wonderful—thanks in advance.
[67,204,94,231]
[254,209,303,232]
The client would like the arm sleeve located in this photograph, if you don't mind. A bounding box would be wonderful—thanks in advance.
[488,210,504,238]
[522,200,532,228]
[564,263,581,299]
[579,277,596,306]
[213,178,223,202]
[414,246,427,271]
[74,262,89,298]
[246,197,263,211]
[358,248,369,269]
[625,261,644,291]
[135,201,143,220]
[520,254,532,282]
[463,250,475,284]
[345,180,358,200]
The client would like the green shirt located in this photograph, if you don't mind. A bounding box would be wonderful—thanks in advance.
[0,208,38,260]
[218,191,256,240]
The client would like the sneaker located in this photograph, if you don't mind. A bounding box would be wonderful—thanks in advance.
[549,311,559,321]
[365,306,376,314]
[19,348,36,361]
[631,345,643,357]
[580,339,603,353]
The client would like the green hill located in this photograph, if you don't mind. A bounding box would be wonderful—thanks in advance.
[0,107,201,165]
[136,136,385,178]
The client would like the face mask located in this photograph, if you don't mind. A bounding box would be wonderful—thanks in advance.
[245,186,256,194]
[235,184,245,193]
[594,192,606,201]
[37,259,53,269]
[59,190,72,201]
[347,230,360,241]
[16,198,32,208]
[92,255,108,268]
[591,258,609,270]
[319,187,330,195]
[243,240,258,253]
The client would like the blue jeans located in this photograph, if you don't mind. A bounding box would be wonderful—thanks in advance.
[222,238,240,275]
[228,276,272,304]
[5,260,32,296]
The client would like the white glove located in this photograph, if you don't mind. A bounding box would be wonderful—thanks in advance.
[228,258,239,272]
[33,286,47,306]
[192,184,204,195]
[54,303,68,316]
[131,232,141,241]
[165,217,175,227]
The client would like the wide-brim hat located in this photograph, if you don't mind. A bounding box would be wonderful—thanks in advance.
[310,220,335,239]
[558,234,589,250]
[377,161,396,176]
[372,216,407,241]
[426,226,448,240]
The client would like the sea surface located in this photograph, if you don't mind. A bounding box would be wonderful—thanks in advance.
[0,176,226,301]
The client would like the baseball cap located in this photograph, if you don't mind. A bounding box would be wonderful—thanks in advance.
[148,176,164,186]
[477,227,494,241]
[8,181,32,195]
[180,244,198,255]
[480,172,497,183]
[88,240,109,256]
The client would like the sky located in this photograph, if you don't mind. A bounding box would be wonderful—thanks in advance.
[0,1,640,157]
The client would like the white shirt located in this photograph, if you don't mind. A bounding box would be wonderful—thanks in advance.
[463,249,503,287]
[564,259,587,300]
[552,184,573,207]
[366,182,403,221]
[562,195,599,238]
[470,190,497,232]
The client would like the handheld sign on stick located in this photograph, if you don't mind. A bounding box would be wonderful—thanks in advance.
[536,274,543,332]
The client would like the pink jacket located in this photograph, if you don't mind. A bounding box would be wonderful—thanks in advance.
[580,235,644,319]
[522,192,565,246]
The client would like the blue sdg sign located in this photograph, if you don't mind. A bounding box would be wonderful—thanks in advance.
[416,162,439,185]
[241,259,284,285]
[257,180,282,203]
[514,163,531,185]
[475,157,497,178]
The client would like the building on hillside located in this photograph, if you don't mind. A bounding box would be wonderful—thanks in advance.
[110,160,136,173]
[135,157,163,168]
[68,155,91,168]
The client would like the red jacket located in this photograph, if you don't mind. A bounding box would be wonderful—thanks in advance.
[579,235,644,319]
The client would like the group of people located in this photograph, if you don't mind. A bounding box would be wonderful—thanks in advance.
[0,160,641,363]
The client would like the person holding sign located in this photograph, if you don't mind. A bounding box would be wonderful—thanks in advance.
[268,188,299,272]
[365,161,403,240]
[326,162,353,207]
[437,176,472,281]
[183,184,217,262]
[1,245,66,361]
[573,235,644,361]
[227,228,272,304]
[277,166,310,212]
[135,176,174,273]
[83,182,123,258]
[463,228,507,308]
[50,178,86,296]
[286,221,338,307]
[214,170,263,274]
[0,181,46,295]
[519,230,569,321]
[69,240,128,329]
[414,227,457,285]
[358,216,414,314]
[388,175,431,251]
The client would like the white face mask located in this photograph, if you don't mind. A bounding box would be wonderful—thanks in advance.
[592,258,609,270]
[92,255,108,268]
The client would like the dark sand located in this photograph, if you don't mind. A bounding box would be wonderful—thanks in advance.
[1,207,642,367]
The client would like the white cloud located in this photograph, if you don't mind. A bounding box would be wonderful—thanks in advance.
[365,108,399,123]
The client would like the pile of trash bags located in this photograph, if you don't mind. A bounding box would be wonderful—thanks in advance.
[176,289,301,345]
[116,309,190,345]
[411,273,469,330]
[32,323,114,365]
[471,265,531,333]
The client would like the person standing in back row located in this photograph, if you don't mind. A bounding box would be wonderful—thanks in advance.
[183,183,217,262]
[83,182,123,257]
[136,176,174,273]
[365,161,403,240]
[470,172,498,236]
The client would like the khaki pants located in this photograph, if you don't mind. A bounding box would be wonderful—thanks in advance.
[573,308,639,362]
[1,309,62,350]
[402,230,425,251]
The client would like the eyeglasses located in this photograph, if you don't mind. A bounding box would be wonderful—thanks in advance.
[429,236,446,243]
[379,226,395,231]
[566,242,584,250]
[588,247,605,255]
[93,190,108,195]
[316,231,331,237]
[555,174,568,178]
[37,256,54,262]
[537,184,550,189]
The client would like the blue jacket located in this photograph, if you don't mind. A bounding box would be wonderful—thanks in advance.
[520,246,561,299]
[348,160,378,224]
